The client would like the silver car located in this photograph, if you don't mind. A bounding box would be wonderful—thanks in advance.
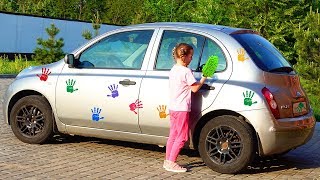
[2,22,316,174]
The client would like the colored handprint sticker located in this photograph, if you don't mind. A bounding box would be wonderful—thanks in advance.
[37,68,51,81]
[237,48,249,62]
[157,105,169,119]
[129,99,143,114]
[296,102,305,113]
[66,79,78,93]
[91,107,104,121]
[243,90,257,106]
[107,84,119,98]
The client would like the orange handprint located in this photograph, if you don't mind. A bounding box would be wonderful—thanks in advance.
[157,105,169,119]
[237,48,249,62]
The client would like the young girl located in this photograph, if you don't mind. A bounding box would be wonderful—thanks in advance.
[164,43,207,172]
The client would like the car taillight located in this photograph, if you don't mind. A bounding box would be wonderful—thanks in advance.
[262,87,280,119]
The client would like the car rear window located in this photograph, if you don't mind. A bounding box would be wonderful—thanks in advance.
[232,33,294,73]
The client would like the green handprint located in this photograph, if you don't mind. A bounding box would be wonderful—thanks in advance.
[243,90,257,106]
[66,79,78,93]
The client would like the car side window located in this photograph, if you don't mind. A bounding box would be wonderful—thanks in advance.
[199,39,227,72]
[77,30,154,69]
[155,31,205,71]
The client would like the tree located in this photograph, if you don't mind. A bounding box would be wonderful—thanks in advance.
[141,0,194,23]
[189,0,309,64]
[189,0,228,25]
[293,7,320,95]
[0,0,16,11]
[82,12,101,40]
[33,23,64,64]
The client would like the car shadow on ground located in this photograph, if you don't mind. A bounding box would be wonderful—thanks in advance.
[243,154,319,174]
[48,134,319,174]
[49,134,200,156]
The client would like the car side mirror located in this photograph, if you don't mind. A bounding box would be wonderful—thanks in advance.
[64,54,75,68]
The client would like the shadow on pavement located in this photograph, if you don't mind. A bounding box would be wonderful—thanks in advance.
[243,154,320,174]
[49,134,200,157]
[48,134,320,174]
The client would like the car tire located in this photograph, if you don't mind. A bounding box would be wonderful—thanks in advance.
[10,95,54,144]
[198,115,255,174]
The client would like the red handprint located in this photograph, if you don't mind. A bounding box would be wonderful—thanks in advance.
[37,68,51,81]
[129,99,143,114]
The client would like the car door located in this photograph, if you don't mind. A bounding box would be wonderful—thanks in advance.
[138,29,231,136]
[55,29,155,133]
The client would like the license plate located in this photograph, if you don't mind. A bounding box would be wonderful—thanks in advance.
[293,101,307,115]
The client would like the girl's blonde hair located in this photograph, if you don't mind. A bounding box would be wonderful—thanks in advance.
[172,43,193,60]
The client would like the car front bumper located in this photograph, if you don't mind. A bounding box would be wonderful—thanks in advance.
[2,83,13,125]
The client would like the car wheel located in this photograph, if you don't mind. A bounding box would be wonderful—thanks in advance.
[198,115,255,174]
[10,95,54,144]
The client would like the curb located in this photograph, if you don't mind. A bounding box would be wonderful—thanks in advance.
[0,74,17,78]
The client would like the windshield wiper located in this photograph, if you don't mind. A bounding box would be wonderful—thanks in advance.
[269,66,293,73]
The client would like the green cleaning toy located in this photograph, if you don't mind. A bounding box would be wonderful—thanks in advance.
[202,55,219,77]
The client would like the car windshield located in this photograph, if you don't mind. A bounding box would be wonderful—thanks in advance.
[232,33,294,73]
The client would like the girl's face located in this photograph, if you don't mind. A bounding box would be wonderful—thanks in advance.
[184,50,194,66]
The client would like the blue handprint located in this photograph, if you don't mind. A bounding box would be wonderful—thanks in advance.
[91,107,104,121]
[107,84,119,98]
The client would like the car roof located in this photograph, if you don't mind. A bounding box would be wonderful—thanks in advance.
[124,22,256,35]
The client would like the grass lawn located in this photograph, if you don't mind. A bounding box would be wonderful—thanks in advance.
[0,55,41,74]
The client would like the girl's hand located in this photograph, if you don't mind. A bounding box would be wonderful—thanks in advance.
[191,76,207,93]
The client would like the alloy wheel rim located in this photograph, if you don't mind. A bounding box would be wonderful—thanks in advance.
[15,105,45,137]
[205,125,243,164]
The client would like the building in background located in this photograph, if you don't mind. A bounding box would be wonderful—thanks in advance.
[0,11,119,60]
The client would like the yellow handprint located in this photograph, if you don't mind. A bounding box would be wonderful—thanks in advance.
[157,105,169,119]
[237,48,249,62]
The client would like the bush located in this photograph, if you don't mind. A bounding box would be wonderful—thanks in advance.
[33,23,64,64]
[293,7,320,121]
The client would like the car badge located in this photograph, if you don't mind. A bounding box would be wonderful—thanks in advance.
[296,91,302,97]
[280,105,290,109]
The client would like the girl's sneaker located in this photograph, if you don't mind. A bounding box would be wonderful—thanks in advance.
[163,160,187,173]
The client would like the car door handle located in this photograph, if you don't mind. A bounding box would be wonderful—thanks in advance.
[119,79,136,86]
[201,84,215,90]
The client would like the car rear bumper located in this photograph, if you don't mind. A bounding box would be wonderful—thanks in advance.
[240,109,316,156]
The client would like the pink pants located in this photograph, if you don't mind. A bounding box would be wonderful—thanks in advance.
[165,110,189,162]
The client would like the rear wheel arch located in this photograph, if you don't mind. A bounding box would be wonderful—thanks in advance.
[192,110,258,152]
[198,115,257,173]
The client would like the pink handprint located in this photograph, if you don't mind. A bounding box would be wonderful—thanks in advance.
[129,99,143,114]
[37,68,51,81]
